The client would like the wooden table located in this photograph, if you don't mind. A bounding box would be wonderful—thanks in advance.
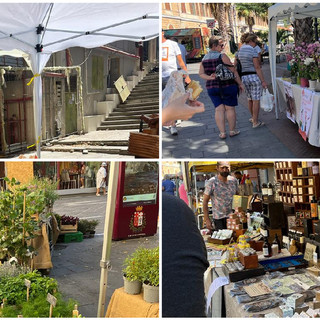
[105,287,159,318]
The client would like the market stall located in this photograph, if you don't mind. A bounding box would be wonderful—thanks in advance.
[276,79,320,146]
[190,161,320,318]
[268,4,320,147]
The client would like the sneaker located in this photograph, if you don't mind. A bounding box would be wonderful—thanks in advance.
[170,127,178,135]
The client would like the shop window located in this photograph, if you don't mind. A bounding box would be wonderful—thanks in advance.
[164,3,171,10]
[181,3,186,13]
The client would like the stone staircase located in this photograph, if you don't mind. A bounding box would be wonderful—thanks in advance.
[97,71,159,131]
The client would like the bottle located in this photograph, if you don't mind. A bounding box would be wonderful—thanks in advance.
[267,183,273,196]
[311,196,318,219]
[260,221,269,238]
[312,162,319,175]
[274,233,281,253]
[263,237,271,257]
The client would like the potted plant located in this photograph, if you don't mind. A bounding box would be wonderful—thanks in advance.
[142,247,159,304]
[298,62,309,88]
[122,249,143,295]
[308,61,318,90]
[78,219,99,238]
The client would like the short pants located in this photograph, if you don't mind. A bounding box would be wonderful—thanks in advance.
[207,84,238,108]
[241,74,262,100]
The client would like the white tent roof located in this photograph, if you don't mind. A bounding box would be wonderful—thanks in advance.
[268,3,320,118]
[0,3,159,157]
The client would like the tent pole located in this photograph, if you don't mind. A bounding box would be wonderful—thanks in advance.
[97,161,120,317]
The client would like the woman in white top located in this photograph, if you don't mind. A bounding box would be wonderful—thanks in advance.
[96,162,107,196]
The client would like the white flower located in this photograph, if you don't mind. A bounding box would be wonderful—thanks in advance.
[304,58,314,65]
[9,257,18,265]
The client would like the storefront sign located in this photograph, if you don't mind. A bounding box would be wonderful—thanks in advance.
[284,81,296,123]
[299,88,314,141]
[206,19,216,28]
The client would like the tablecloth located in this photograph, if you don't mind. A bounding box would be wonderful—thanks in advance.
[105,287,159,318]
[276,78,320,147]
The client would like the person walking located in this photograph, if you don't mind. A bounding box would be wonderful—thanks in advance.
[162,174,176,196]
[236,32,268,128]
[96,162,107,196]
[202,162,238,231]
[199,36,244,139]
[162,31,191,136]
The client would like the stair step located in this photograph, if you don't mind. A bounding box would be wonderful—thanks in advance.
[121,100,158,107]
[131,88,159,93]
[97,123,147,130]
[101,119,142,125]
[42,145,131,155]
[51,140,128,146]
[105,114,153,121]
[125,98,159,104]
[112,110,158,116]
[114,106,158,112]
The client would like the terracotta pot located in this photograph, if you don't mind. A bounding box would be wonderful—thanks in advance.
[123,276,142,295]
[300,78,309,88]
[143,283,159,303]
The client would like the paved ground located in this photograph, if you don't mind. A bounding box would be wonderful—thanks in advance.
[51,193,159,317]
[163,60,320,158]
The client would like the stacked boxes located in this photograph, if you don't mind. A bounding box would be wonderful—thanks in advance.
[227,213,242,231]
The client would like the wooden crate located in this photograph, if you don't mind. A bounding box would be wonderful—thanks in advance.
[128,132,159,158]
[60,222,78,233]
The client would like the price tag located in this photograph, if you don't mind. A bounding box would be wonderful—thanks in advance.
[47,293,57,307]
[24,279,31,288]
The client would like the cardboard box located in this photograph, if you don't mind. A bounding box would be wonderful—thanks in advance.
[287,293,305,309]
[232,195,249,211]
[229,213,237,219]
[316,291,320,301]
[280,305,294,318]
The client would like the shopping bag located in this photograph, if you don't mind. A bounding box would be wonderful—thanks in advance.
[260,88,275,112]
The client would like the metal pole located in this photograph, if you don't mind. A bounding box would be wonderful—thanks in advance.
[97,161,120,317]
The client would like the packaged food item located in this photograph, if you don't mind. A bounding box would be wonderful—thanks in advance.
[186,80,203,100]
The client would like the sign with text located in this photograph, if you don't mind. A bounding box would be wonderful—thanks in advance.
[299,88,314,141]
[47,293,57,307]
[284,81,296,123]
[207,19,216,28]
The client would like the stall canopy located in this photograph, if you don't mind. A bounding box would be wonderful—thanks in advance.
[268,3,320,118]
[0,3,159,157]
[188,161,274,173]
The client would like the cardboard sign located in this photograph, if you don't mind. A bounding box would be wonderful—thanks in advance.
[24,279,31,288]
[304,242,317,261]
[47,293,57,307]
[244,282,272,297]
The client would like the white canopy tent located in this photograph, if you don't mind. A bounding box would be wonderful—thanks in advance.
[0,3,159,157]
[268,3,320,119]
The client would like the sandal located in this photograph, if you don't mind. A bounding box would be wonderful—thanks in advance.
[252,121,265,128]
[229,129,240,137]
[249,118,253,123]
[219,132,227,139]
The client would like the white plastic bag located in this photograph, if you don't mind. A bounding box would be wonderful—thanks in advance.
[260,88,275,112]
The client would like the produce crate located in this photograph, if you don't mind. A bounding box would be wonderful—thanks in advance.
[60,222,78,233]
[63,231,83,243]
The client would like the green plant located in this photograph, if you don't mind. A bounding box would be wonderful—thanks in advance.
[290,62,299,77]
[0,261,31,279]
[54,213,61,226]
[61,215,79,226]
[78,219,99,234]
[2,294,77,318]
[0,270,58,305]
[0,178,43,262]
[27,177,59,210]
[122,247,159,286]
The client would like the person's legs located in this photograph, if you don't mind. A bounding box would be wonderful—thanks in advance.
[102,187,106,195]
[225,106,238,134]
[248,99,253,118]
[96,188,100,196]
[252,100,260,125]
[214,104,226,137]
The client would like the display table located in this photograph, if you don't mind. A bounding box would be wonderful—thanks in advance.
[276,78,320,147]
[105,287,159,318]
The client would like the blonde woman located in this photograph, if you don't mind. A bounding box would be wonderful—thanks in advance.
[236,33,268,128]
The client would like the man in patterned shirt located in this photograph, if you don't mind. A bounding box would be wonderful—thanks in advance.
[203,161,238,231]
